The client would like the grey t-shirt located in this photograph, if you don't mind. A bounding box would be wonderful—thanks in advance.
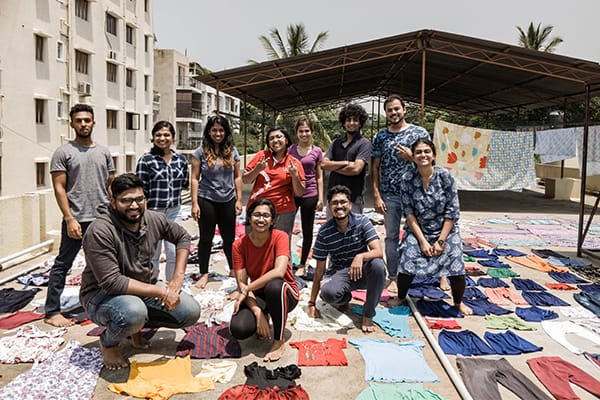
[50,141,115,222]
[192,146,240,203]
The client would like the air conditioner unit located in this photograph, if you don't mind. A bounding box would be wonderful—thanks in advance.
[108,50,118,60]
[77,81,92,96]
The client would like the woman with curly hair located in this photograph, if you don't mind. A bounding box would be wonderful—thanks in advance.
[191,115,243,288]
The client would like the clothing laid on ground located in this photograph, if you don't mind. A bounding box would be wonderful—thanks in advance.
[0,288,40,314]
[438,329,494,356]
[484,287,529,306]
[456,357,553,400]
[487,268,519,278]
[484,315,535,330]
[0,340,103,400]
[176,322,241,359]
[476,277,509,288]
[325,132,372,202]
[0,311,44,330]
[541,320,600,354]
[527,356,600,400]
[355,382,446,400]
[351,305,412,338]
[289,338,348,366]
[483,330,542,355]
[416,300,464,318]
[398,166,464,278]
[108,356,214,400]
[218,384,309,400]
[511,278,546,291]
[545,282,576,290]
[521,291,569,307]
[574,291,600,317]
[425,317,462,330]
[349,338,438,382]
[461,298,510,316]
[0,325,66,364]
[506,255,568,273]
[243,361,301,389]
[246,150,306,215]
[515,305,558,322]
[196,360,237,383]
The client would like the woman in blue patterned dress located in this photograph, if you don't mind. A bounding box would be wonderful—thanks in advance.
[388,138,471,315]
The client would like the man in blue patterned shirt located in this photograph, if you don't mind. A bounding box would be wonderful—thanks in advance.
[371,95,430,290]
[307,185,386,333]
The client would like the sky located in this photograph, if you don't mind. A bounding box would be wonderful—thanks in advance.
[153,0,600,72]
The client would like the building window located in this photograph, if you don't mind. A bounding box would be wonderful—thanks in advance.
[75,0,88,21]
[35,99,45,124]
[107,62,117,83]
[126,25,134,44]
[35,35,45,61]
[144,0,149,12]
[106,13,117,36]
[57,101,64,119]
[36,162,48,188]
[75,50,89,74]
[126,112,139,130]
[126,155,135,172]
[144,35,150,52]
[112,156,119,172]
[144,114,148,130]
[144,75,149,91]
[57,41,64,60]
[126,68,134,87]
[107,109,118,129]
[177,65,185,86]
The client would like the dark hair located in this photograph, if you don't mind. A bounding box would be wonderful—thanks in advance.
[111,173,144,198]
[265,126,292,152]
[327,184,352,202]
[69,103,94,119]
[411,138,437,165]
[383,94,406,109]
[245,198,277,228]
[338,103,368,129]
[202,114,235,167]
[294,116,313,134]
[150,121,176,156]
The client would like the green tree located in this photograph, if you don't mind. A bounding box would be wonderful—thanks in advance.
[516,22,563,53]
[249,23,329,63]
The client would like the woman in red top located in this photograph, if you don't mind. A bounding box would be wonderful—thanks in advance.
[243,127,305,241]
[230,198,299,362]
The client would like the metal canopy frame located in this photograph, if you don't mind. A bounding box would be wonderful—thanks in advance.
[198,29,600,257]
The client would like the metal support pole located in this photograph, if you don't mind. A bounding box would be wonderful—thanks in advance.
[0,240,54,270]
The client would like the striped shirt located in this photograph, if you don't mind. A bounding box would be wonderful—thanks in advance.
[136,151,189,209]
[312,213,379,271]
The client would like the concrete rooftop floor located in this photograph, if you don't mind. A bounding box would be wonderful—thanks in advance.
[1,184,600,399]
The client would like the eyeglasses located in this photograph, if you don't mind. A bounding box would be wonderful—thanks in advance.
[329,199,349,206]
[117,196,146,206]
[268,134,285,141]
[251,212,272,220]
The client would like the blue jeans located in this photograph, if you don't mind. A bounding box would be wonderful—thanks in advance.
[151,206,181,281]
[382,193,403,278]
[84,286,200,348]
[44,220,91,317]
[319,258,386,318]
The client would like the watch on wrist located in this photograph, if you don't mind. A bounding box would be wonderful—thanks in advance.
[437,239,445,246]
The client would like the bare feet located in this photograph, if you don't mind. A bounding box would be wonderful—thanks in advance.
[194,273,209,289]
[386,279,398,294]
[294,265,306,277]
[130,332,150,349]
[386,297,406,308]
[361,316,375,333]
[456,303,473,315]
[44,314,75,327]
[439,277,451,291]
[263,339,285,362]
[100,343,129,370]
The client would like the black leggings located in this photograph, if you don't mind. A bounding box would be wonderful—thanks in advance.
[197,197,236,274]
[229,279,299,341]
[294,196,318,265]
[397,273,466,305]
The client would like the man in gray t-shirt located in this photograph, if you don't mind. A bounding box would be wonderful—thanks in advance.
[44,104,115,327]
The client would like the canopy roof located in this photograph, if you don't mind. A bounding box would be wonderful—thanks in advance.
[198,29,600,115]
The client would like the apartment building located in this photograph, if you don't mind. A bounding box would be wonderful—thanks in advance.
[153,49,241,151]
[0,0,154,255]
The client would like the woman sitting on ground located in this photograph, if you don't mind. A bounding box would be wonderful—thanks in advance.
[229,198,300,361]
[388,138,471,315]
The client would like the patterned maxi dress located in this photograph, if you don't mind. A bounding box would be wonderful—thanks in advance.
[398,166,464,277]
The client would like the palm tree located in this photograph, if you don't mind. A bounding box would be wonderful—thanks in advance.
[516,22,563,53]
[248,23,328,63]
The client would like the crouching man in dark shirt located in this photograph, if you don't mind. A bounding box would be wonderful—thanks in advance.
[80,173,200,369]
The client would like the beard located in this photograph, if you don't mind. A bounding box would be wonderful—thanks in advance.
[116,207,144,225]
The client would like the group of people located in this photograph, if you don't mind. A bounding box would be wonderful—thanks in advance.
[43,95,470,369]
